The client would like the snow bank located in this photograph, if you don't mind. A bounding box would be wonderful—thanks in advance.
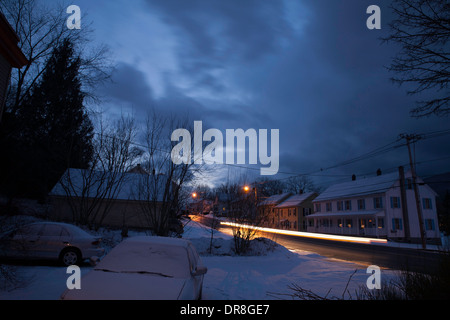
[182,218,295,257]
[188,236,292,257]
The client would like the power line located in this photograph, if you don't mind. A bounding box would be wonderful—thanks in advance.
[94,127,450,185]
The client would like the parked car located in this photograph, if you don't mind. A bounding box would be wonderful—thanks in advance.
[0,221,105,266]
[61,236,207,300]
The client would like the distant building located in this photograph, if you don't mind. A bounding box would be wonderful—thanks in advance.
[213,192,232,216]
[307,168,441,244]
[271,192,317,231]
[0,12,28,122]
[258,192,292,227]
[188,198,213,215]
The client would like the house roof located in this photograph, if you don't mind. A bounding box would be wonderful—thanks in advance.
[274,192,316,208]
[258,192,292,206]
[314,172,399,202]
[49,168,167,202]
[0,12,28,68]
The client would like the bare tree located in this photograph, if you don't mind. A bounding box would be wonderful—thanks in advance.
[285,175,316,194]
[0,216,36,291]
[220,181,272,255]
[58,115,142,228]
[136,111,199,237]
[383,0,450,117]
[0,0,112,113]
[255,177,285,197]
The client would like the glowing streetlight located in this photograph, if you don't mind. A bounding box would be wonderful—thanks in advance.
[192,192,197,198]
[243,185,250,192]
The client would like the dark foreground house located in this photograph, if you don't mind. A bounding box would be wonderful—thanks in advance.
[0,12,28,122]
[49,168,178,231]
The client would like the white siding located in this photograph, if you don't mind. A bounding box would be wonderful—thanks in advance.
[308,171,440,243]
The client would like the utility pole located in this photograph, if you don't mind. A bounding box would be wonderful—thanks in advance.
[398,166,410,242]
[399,133,426,249]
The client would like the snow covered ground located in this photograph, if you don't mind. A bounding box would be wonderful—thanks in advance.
[0,218,398,300]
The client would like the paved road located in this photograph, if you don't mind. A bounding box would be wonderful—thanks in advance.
[253,231,442,274]
[194,215,444,274]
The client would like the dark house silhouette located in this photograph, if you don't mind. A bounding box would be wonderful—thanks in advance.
[0,12,29,122]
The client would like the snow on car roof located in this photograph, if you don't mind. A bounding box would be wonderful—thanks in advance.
[121,236,192,248]
[95,236,193,278]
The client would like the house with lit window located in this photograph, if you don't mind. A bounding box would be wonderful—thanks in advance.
[258,192,292,227]
[213,192,232,216]
[270,192,317,231]
[306,167,441,244]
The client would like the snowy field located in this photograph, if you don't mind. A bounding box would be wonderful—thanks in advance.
[0,218,398,300]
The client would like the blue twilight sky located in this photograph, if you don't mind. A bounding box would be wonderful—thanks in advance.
[64,0,449,187]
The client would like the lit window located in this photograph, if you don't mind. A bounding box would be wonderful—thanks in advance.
[346,219,352,228]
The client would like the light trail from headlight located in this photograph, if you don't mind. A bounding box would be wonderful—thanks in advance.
[219,222,388,244]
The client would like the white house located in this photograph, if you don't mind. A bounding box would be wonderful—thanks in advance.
[306,168,440,244]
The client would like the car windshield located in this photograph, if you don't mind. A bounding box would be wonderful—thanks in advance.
[64,225,94,238]
[95,241,190,278]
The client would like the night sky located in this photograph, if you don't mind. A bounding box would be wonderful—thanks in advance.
[71,0,450,188]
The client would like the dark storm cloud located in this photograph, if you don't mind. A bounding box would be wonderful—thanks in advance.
[144,0,294,92]
[145,0,292,60]
[99,62,258,130]
[98,0,448,183]
[100,62,155,110]
[233,0,449,180]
